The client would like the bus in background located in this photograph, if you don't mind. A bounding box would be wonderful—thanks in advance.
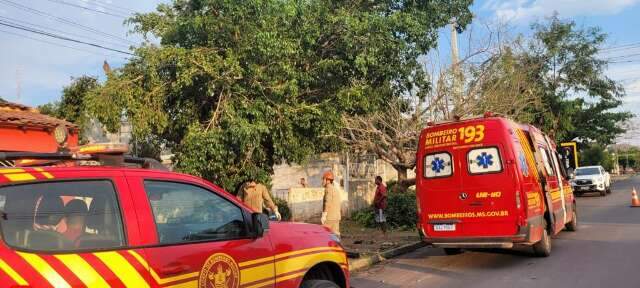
[416,113,577,257]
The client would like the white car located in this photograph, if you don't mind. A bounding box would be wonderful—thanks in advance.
[571,165,611,196]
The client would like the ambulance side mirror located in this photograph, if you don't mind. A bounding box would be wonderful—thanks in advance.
[251,213,270,238]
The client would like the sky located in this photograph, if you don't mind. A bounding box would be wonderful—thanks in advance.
[0,0,639,144]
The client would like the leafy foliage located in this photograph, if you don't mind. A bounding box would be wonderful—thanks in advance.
[273,198,292,221]
[580,145,614,171]
[38,76,99,141]
[88,0,473,191]
[524,15,632,144]
[352,191,417,230]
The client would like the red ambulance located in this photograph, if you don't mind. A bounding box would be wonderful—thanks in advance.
[416,114,577,257]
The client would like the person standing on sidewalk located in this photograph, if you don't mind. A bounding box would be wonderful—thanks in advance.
[321,171,341,236]
[373,176,388,234]
[237,179,282,221]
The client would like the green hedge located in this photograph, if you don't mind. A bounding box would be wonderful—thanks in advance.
[274,197,292,221]
[352,191,417,230]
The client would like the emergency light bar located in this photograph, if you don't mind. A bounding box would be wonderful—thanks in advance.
[0,151,167,171]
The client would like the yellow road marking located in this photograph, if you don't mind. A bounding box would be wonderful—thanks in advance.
[0,258,28,286]
[17,252,70,288]
[94,251,149,288]
[55,254,109,288]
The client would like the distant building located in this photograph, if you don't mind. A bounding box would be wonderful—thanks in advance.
[0,100,79,167]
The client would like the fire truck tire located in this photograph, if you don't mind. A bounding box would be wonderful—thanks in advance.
[444,248,463,255]
[565,206,578,232]
[300,280,340,288]
[533,222,552,257]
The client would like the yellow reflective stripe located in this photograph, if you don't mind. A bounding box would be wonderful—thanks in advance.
[4,173,36,182]
[240,263,275,285]
[165,280,198,288]
[274,247,343,261]
[276,251,347,277]
[127,250,199,285]
[55,254,109,288]
[0,258,28,286]
[0,168,25,174]
[17,252,70,288]
[94,251,149,288]
[34,168,54,179]
[275,271,306,283]
[238,246,342,268]
[238,255,274,268]
[245,279,276,288]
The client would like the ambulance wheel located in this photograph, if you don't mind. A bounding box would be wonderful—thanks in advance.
[444,248,463,255]
[600,189,607,197]
[565,206,578,232]
[533,223,552,257]
[606,186,612,194]
[300,280,340,288]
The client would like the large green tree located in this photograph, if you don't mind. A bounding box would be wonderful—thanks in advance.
[525,15,632,144]
[88,0,473,191]
[38,76,99,140]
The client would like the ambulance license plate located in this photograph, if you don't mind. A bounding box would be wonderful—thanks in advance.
[433,224,456,231]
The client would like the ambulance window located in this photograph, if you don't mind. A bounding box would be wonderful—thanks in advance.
[424,152,453,178]
[539,148,554,175]
[467,147,502,174]
[0,180,126,252]
[144,181,248,245]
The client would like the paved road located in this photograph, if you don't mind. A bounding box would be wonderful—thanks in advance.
[352,175,640,288]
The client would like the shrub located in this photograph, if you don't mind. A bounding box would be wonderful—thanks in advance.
[352,208,376,228]
[385,191,417,230]
[352,191,417,230]
[274,198,292,221]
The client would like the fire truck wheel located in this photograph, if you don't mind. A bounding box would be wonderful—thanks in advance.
[533,222,552,257]
[300,280,340,288]
[444,248,463,255]
[565,206,578,232]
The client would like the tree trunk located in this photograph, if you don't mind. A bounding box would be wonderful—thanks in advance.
[392,165,415,192]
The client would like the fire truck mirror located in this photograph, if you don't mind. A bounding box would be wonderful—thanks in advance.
[251,212,269,238]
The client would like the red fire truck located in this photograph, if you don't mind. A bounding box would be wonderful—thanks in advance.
[416,114,577,257]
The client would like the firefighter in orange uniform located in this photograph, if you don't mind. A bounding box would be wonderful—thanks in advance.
[320,171,341,236]
[237,180,282,220]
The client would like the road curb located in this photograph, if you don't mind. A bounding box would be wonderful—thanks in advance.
[348,241,427,272]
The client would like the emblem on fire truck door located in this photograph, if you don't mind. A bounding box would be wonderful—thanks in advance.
[199,253,240,288]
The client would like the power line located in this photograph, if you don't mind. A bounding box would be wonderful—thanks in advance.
[0,28,112,57]
[0,15,130,49]
[81,0,137,14]
[0,20,134,55]
[0,0,136,45]
[43,0,129,18]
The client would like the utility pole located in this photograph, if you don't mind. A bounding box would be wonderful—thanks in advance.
[450,19,462,118]
[15,67,22,103]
